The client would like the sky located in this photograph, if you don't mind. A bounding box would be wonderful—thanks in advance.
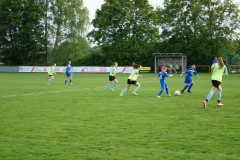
[83,0,164,22]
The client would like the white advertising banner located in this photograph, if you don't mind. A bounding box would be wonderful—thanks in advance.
[18,66,134,73]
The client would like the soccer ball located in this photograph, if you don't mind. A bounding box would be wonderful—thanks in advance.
[175,90,180,96]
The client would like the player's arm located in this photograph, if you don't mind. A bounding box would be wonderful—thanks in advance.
[138,75,145,78]
[114,68,117,74]
[64,67,67,74]
[223,66,228,76]
[211,64,215,73]
[180,71,185,77]
[194,71,200,78]
[165,72,172,77]
[154,73,160,80]
[53,68,57,74]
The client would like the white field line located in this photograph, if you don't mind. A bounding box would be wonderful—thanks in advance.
[0,79,189,98]
[1,89,73,98]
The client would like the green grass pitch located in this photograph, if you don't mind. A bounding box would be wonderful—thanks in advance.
[0,72,240,159]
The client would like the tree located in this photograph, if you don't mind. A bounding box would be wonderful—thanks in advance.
[48,0,89,64]
[0,0,44,65]
[88,0,160,65]
[51,36,89,65]
[157,0,240,65]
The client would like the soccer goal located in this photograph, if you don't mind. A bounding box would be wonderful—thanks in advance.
[153,53,187,73]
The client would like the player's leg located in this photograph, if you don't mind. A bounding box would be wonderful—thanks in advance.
[105,76,112,92]
[157,83,165,98]
[65,76,68,85]
[120,83,131,96]
[48,75,53,84]
[187,82,194,93]
[111,78,118,90]
[203,80,219,108]
[217,85,223,106]
[69,75,73,85]
[181,83,189,93]
[173,68,177,73]
[132,82,140,95]
[165,84,171,96]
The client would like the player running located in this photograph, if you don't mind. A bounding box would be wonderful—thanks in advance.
[155,67,172,98]
[203,57,228,108]
[64,60,73,85]
[180,64,200,93]
[120,63,145,96]
[47,63,56,84]
[104,62,118,92]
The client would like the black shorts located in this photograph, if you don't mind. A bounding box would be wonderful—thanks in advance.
[127,79,137,85]
[212,80,221,88]
[48,75,53,77]
[109,76,116,81]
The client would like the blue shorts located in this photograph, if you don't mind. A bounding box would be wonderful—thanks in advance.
[184,77,193,84]
[66,72,71,77]
[161,82,168,90]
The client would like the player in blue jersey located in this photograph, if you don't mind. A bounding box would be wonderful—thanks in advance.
[104,62,118,92]
[213,57,218,64]
[180,64,200,93]
[120,63,145,96]
[46,63,56,84]
[64,60,73,85]
[155,67,172,98]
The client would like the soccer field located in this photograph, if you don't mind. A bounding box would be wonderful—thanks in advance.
[0,72,240,159]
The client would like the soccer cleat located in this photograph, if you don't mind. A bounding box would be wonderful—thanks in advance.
[156,96,161,98]
[203,100,207,108]
[181,90,184,93]
[69,83,73,85]
[187,90,191,93]
[120,94,123,96]
[111,88,114,91]
[217,102,224,106]
[132,92,138,96]
[166,94,171,96]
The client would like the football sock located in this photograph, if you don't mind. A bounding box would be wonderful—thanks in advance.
[120,88,127,95]
[105,84,110,91]
[111,82,117,88]
[166,88,169,94]
[133,86,139,93]
[158,89,164,96]
[217,91,222,101]
[70,79,72,83]
[65,80,67,84]
[188,83,193,91]
[48,79,52,84]
[206,91,214,101]
[182,85,188,91]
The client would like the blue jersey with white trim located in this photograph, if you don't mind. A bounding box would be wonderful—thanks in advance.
[66,64,72,73]
[185,68,197,79]
[158,72,169,83]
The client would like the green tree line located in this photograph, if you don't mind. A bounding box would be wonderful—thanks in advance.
[0,0,240,67]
